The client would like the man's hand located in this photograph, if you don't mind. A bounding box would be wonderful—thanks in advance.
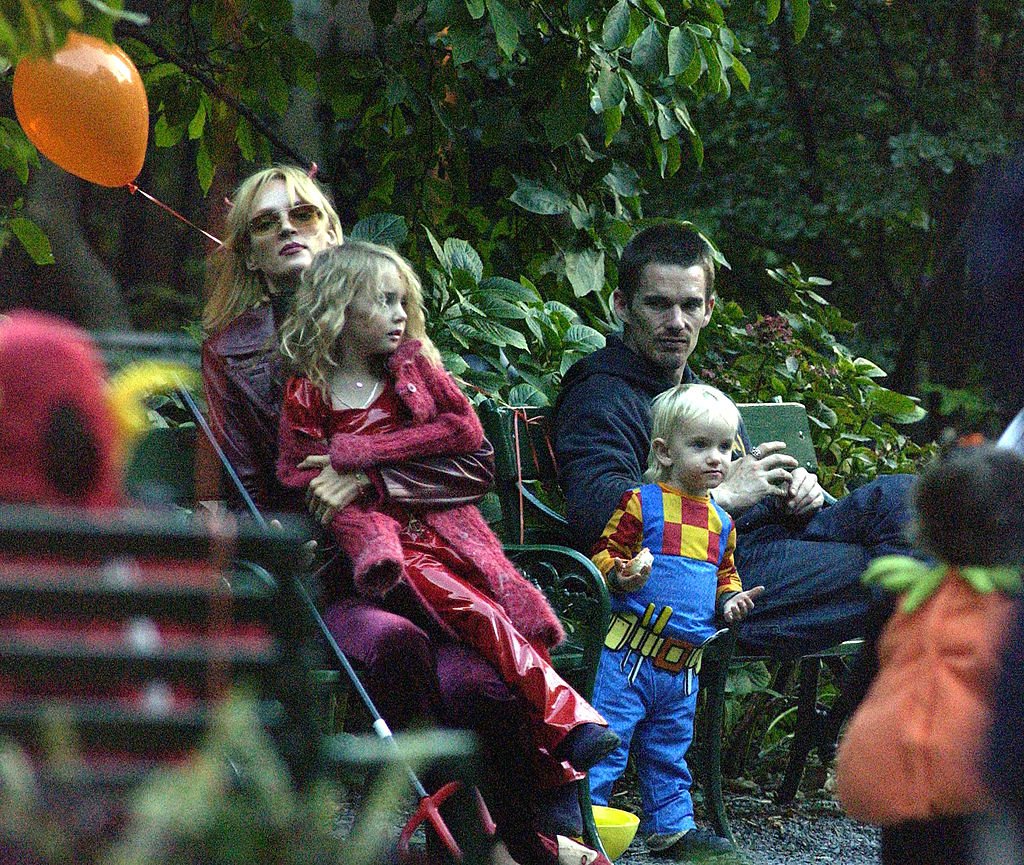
[711,441,797,515]
[722,585,765,624]
[299,455,370,525]
[784,466,825,517]
[608,548,653,593]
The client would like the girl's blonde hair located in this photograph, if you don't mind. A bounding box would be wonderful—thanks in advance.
[203,165,344,334]
[644,383,740,482]
[278,241,441,397]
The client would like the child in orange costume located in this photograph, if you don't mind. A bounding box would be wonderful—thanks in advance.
[836,441,1024,865]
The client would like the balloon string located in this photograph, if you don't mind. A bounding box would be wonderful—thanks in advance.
[126,182,223,248]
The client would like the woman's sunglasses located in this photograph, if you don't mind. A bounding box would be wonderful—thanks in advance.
[248,203,324,238]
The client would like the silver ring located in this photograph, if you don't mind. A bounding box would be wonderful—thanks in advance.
[750,447,763,460]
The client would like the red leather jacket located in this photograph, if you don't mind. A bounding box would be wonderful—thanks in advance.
[201,304,495,513]
[277,342,565,650]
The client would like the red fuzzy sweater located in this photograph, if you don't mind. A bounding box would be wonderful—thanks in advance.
[277,341,564,650]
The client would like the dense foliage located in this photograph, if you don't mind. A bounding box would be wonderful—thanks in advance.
[1,0,939,476]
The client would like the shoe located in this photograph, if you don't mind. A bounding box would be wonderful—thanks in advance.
[536,783,583,836]
[556,835,613,865]
[649,828,738,862]
[553,724,620,771]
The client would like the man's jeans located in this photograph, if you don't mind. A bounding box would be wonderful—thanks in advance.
[735,474,915,656]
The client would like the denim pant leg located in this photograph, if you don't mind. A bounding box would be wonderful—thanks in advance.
[588,649,644,807]
[632,664,698,837]
[801,474,915,555]
[735,475,915,656]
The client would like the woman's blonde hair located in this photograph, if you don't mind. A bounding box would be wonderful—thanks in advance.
[644,383,740,482]
[278,241,441,397]
[203,165,344,334]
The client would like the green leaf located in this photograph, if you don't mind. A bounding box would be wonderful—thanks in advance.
[424,226,447,268]
[444,237,484,281]
[508,383,548,407]
[677,43,703,88]
[471,319,529,350]
[448,26,484,65]
[565,324,606,350]
[604,161,641,197]
[262,66,290,116]
[568,0,597,22]
[689,130,704,169]
[667,26,695,77]
[792,0,810,43]
[601,0,630,50]
[853,357,887,378]
[464,0,485,18]
[765,0,781,24]
[510,176,571,215]
[631,22,664,77]
[235,118,256,161]
[597,68,624,110]
[196,140,215,193]
[8,217,53,265]
[541,75,589,148]
[154,115,185,148]
[479,276,539,303]
[187,100,206,140]
[603,104,622,145]
[564,248,606,297]
[487,0,519,57]
[656,101,682,140]
[731,54,751,90]
[870,389,926,424]
[640,0,667,23]
[349,213,408,247]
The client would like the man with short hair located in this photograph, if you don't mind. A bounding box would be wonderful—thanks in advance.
[554,222,914,658]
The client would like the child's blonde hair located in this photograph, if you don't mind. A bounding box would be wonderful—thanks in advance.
[203,165,344,334]
[278,241,440,397]
[644,383,740,482]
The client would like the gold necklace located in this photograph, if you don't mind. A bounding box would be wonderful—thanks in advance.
[331,378,382,410]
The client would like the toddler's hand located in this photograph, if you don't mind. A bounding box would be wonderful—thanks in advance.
[610,548,653,593]
[722,585,765,623]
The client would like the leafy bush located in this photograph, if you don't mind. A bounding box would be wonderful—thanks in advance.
[418,235,934,493]
[691,264,934,495]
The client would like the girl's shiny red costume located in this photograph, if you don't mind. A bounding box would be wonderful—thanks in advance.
[277,341,606,760]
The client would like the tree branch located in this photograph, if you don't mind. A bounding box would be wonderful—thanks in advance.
[123,25,323,179]
[776,21,822,204]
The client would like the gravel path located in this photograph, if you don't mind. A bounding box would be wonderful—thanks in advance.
[613,789,879,865]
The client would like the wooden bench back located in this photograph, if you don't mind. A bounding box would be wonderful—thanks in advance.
[0,504,316,782]
[479,399,822,543]
[736,402,818,473]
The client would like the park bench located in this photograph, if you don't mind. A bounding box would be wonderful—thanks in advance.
[98,332,614,852]
[0,502,318,786]
[477,398,862,837]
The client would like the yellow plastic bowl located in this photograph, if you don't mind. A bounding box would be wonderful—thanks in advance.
[592,805,640,860]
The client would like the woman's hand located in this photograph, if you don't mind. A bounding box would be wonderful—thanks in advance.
[299,455,370,525]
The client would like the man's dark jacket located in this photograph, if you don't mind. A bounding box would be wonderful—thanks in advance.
[553,333,771,552]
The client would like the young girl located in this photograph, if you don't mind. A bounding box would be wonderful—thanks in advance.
[836,440,1024,865]
[589,383,763,862]
[276,242,617,862]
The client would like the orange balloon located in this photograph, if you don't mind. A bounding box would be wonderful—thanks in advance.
[13,32,149,188]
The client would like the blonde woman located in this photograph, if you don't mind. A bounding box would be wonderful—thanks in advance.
[200,173,600,865]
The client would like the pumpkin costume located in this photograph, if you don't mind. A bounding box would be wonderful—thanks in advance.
[836,442,1024,865]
